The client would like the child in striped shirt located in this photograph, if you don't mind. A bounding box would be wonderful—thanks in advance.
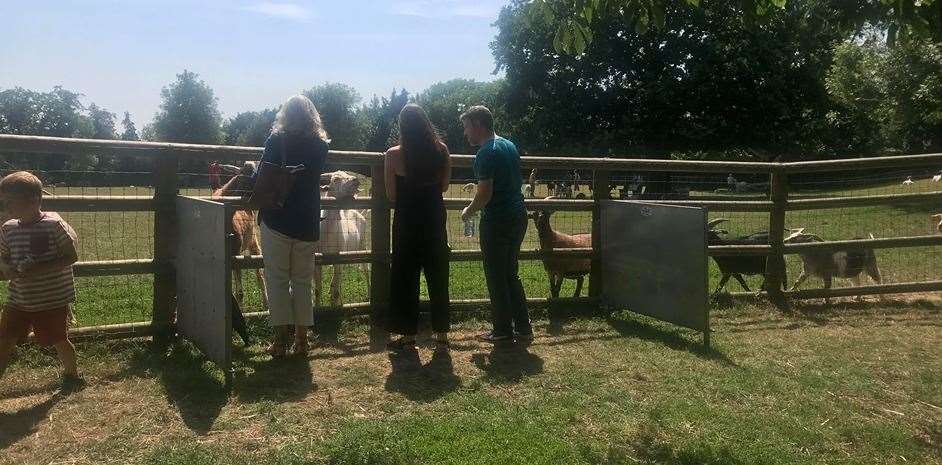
[0,171,82,390]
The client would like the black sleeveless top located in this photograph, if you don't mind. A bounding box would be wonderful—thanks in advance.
[393,174,447,244]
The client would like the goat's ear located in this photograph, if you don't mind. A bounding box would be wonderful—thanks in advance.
[707,218,729,228]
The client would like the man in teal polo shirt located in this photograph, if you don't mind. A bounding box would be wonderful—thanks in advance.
[460,105,531,342]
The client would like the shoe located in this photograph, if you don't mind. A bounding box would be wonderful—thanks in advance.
[476,332,512,343]
[386,337,416,352]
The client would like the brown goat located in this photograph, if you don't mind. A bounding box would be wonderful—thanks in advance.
[212,163,268,309]
[530,209,591,297]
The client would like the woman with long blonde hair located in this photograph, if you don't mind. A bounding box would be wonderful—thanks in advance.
[258,94,329,357]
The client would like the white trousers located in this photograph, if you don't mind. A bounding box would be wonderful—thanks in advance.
[259,222,315,327]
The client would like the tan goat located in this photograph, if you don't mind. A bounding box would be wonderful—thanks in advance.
[933,214,942,234]
[212,163,268,309]
[530,207,591,297]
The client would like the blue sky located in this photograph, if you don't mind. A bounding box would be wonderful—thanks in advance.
[1,0,510,128]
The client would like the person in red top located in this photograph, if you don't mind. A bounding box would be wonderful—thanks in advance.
[209,161,222,190]
[0,171,82,390]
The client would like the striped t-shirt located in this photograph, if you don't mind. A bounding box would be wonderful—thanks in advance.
[0,212,77,311]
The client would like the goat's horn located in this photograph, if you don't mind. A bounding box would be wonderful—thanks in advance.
[707,218,729,228]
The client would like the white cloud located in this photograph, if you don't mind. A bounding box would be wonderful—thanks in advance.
[391,0,501,19]
[241,2,313,21]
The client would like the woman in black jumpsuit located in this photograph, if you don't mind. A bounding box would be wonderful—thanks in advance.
[384,104,452,350]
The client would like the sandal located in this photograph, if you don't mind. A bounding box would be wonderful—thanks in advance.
[386,337,416,352]
[267,343,287,359]
[291,341,310,356]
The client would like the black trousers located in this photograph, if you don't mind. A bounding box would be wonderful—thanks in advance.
[388,221,450,336]
[480,212,531,337]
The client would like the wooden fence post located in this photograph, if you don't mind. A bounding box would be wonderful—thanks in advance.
[369,164,391,350]
[152,152,179,346]
[765,166,790,311]
[590,170,611,302]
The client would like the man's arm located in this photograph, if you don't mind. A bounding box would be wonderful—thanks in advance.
[461,179,493,221]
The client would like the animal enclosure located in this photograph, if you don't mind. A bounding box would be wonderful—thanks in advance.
[0,134,940,344]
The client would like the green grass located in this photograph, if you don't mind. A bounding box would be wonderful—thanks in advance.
[1,299,940,464]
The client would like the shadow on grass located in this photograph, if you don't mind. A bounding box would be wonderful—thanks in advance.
[471,342,544,384]
[117,341,229,436]
[0,394,61,449]
[605,313,736,367]
[384,348,460,402]
[232,352,314,404]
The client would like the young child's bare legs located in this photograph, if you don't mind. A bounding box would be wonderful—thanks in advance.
[53,339,78,378]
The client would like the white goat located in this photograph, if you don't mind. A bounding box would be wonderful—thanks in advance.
[902,176,915,186]
[315,171,369,307]
[932,173,941,182]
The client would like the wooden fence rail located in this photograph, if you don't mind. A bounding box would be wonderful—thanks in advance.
[1,134,941,343]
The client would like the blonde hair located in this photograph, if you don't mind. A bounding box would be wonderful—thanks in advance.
[271,95,329,141]
[0,171,43,198]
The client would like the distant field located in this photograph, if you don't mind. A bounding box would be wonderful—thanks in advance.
[0,178,937,327]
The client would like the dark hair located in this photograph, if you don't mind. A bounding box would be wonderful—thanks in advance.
[0,171,43,198]
[460,105,494,132]
[398,104,446,184]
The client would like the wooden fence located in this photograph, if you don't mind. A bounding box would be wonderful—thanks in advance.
[1,134,941,342]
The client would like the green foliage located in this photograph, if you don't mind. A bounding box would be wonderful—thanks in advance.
[415,79,508,153]
[493,0,857,157]
[527,0,940,55]
[827,38,942,153]
[304,82,368,150]
[120,111,139,141]
[151,70,223,144]
[360,89,411,152]
[0,86,88,137]
[222,109,277,147]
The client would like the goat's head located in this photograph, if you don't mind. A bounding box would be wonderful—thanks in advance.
[706,218,729,243]
[323,171,361,200]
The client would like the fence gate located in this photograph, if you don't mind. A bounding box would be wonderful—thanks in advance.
[599,200,710,346]
[175,196,234,386]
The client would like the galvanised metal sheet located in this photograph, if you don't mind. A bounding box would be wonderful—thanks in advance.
[600,200,709,332]
[175,196,232,379]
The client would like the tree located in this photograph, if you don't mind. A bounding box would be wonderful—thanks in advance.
[827,38,942,153]
[525,0,939,55]
[361,89,410,152]
[0,86,88,137]
[416,79,508,154]
[492,0,862,159]
[87,103,116,140]
[151,70,222,144]
[304,83,368,150]
[120,112,138,141]
[222,109,277,147]
[0,86,96,177]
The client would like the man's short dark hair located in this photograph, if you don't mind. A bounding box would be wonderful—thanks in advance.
[460,105,494,132]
